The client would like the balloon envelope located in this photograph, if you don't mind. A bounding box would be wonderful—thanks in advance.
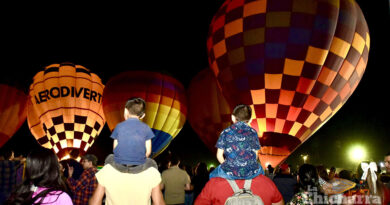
[207,0,369,167]
[28,63,106,159]
[187,68,232,154]
[0,84,28,147]
[102,71,187,157]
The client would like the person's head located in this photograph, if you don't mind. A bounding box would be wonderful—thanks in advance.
[316,165,329,181]
[195,162,208,176]
[0,148,14,160]
[279,163,290,174]
[231,104,252,123]
[6,148,67,204]
[385,152,390,174]
[298,164,319,191]
[169,154,180,167]
[329,166,336,179]
[81,154,98,169]
[338,169,353,180]
[124,97,146,120]
[267,164,274,173]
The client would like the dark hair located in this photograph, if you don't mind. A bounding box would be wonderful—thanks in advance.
[0,148,13,160]
[232,104,252,122]
[339,170,353,180]
[298,164,320,192]
[125,97,146,117]
[386,152,390,157]
[195,162,209,176]
[69,149,79,159]
[6,148,69,205]
[82,154,98,167]
[169,154,180,166]
[316,165,329,181]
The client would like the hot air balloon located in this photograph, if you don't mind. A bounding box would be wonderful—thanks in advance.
[0,84,28,147]
[102,71,187,157]
[187,68,232,154]
[27,63,106,159]
[207,0,369,167]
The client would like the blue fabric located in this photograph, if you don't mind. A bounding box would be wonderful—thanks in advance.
[111,118,155,165]
[151,129,172,156]
[209,164,264,180]
[216,121,262,178]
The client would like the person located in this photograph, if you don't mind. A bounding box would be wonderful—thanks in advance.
[67,154,98,205]
[192,162,209,200]
[194,172,284,205]
[89,156,165,205]
[161,154,192,205]
[209,104,264,180]
[266,164,275,180]
[111,97,155,166]
[287,164,324,205]
[379,152,390,205]
[272,163,297,203]
[6,148,72,204]
[62,149,83,180]
[328,166,337,181]
[0,149,25,204]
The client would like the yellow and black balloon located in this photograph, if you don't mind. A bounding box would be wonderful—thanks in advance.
[102,71,187,157]
[27,63,106,159]
[207,0,369,167]
[0,84,28,147]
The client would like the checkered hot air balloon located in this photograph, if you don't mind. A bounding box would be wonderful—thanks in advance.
[0,84,28,147]
[27,63,106,159]
[102,71,187,157]
[207,0,369,167]
[187,68,232,154]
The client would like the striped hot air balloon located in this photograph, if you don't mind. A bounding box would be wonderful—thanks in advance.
[102,71,187,157]
[187,68,232,154]
[207,0,369,167]
[0,84,28,147]
[27,63,106,159]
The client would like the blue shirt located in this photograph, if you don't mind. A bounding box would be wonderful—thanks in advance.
[111,118,155,165]
[216,121,261,178]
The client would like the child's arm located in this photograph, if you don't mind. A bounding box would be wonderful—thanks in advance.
[113,139,118,150]
[216,148,225,164]
[145,139,152,158]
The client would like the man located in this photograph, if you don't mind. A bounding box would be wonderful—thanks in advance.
[89,157,165,205]
[385,152,390,175]
[63,149,84,180]
[194,174,284,205]
[161,155,192,205]
[272,163,297,203]
[67,154,98,205]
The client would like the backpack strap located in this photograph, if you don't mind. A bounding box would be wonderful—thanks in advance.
[226,179,241,193]
[243,179,252,191]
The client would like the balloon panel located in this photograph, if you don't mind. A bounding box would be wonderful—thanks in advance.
[187,68,232,153]
[102,71,187,157]
[27,63,106,159]
[207,0,369,167]
[0,84,28,147]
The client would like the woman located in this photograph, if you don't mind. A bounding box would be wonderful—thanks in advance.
[288,164,325,205]
[6,148,72,204]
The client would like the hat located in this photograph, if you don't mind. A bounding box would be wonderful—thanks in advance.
[280,163,289,171]
[82,154,98,166]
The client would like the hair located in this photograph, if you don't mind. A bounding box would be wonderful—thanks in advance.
[169,154,180,166]
[6,148,69,205]
[0,148,13,160]
[386,152,390,157]
[298,164,320,192]
[195,162,209,177]
[82,154,98,167]
[316,165,329,181]
[338,169,353,180]
[69,149,79,159]
[125,97,146,117]
[232,104,252,122]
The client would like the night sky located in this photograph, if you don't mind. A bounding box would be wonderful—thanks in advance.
[1,1,389,171]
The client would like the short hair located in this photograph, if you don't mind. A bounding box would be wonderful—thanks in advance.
[82,154,98,167]
[169,154,180,166]
[125,97,146,117]
[0,149,13,160]
[386,152,390,157]
[232,104,252,122]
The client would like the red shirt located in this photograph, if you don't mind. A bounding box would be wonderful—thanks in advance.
[194,175,283,205]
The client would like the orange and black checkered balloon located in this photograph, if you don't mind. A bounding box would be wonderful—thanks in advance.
[27,63,106,159]
[207,0,369,167]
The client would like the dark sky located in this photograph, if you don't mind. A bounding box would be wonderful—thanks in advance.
[1,1,389,171]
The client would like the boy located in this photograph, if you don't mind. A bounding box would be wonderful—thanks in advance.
[111,97,155,166]
[210,104,264,179]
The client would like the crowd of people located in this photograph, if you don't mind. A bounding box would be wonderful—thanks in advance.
[0,99,389,204]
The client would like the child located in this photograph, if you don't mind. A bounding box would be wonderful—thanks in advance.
[110,97,155,166]
[209,104,264,179]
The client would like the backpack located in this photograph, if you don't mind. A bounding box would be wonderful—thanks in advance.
[225,179,264,205]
